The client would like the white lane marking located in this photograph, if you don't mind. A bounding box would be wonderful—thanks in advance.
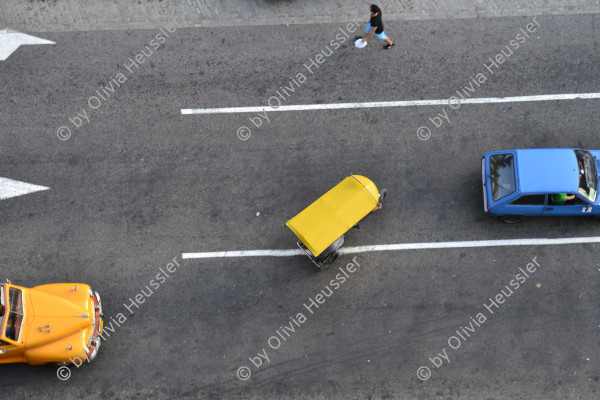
[182,236,600,259]
[0,29,55,61]
[181,93,600,114]
[337,237,600,254]
[0,178,49,200]
[182,249,304,259]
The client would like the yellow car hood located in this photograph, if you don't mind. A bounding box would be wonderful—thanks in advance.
[24,289,92,348]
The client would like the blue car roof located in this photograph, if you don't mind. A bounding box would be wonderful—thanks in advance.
[515,149,579,194]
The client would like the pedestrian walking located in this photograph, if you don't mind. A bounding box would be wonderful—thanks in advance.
[355,4,394,49]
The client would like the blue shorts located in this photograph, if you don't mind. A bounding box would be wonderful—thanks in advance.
[366,23,387,40]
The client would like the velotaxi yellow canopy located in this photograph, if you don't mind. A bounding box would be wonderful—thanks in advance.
[285,175,379,257]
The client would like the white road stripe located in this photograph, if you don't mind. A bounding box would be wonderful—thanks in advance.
[181,93,600,114]
[0,177,49,200]
[182,249,305,259]
[337,237,600,254]
[182,236,600,259]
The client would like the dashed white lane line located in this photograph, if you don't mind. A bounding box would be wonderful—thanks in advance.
[182,249,304,259]
[181,93,600,114]
[0,29,55,61]
[182,236,600,259]
[0,177,49,200]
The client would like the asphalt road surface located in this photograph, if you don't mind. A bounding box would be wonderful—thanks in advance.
[1,13,600,400]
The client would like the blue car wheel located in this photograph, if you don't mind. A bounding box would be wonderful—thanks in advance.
[501,215,524,224]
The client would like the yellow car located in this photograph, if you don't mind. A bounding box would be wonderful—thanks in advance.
[0,281,103,365]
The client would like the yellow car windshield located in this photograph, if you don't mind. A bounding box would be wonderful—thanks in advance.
[4,287,24,341]
[0,286,5,338]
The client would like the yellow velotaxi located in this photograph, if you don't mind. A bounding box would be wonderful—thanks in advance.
[0,282,103,365]
[286,175,386,269]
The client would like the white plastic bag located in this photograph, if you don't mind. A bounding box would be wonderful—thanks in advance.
[354,38,367,48]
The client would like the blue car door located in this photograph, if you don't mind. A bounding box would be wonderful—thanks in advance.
[504,194,545,216]
[543,193,594,216]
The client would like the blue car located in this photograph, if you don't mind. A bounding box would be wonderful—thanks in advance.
[482,148,600,223]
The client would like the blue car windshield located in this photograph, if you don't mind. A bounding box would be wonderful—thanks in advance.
[575,150,598,202]
[490,153,516,201]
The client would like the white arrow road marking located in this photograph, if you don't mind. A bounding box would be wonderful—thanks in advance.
[0,29,55,61]
[0,178,49,200]
[182,236,600,259]
[181,92,600,114]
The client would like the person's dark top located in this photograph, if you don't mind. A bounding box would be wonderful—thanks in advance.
[370,12,384,34]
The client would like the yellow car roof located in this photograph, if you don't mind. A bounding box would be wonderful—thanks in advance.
[285,175,379,257]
